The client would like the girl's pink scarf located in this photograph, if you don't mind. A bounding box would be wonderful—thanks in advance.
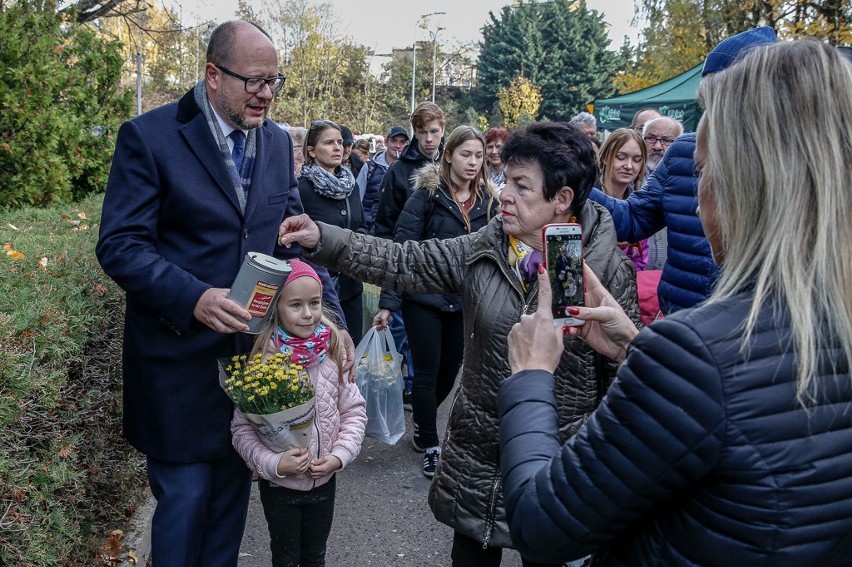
[272,323,331,367]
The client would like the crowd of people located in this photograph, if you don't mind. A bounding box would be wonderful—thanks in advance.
[96,16,852,567]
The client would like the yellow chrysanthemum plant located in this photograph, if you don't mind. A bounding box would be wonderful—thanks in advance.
[219,352,316,451]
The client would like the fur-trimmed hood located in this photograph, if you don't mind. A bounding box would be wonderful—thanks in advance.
[410,162,499,198]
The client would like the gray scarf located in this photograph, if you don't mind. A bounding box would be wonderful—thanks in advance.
[193,80,257,213]
[300,163,356,200]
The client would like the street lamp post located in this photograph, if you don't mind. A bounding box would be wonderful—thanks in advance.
[431,27,444,103]
[410,11,446,116]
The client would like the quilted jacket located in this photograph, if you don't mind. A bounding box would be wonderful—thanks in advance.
[498,293,852,566]
[231,355,366,492]
[305,202,639,549]
[588,133,719,313]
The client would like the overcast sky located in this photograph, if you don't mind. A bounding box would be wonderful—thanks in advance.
[171,0,641,54]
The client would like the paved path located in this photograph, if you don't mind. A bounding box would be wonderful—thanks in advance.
[237,395,524,567]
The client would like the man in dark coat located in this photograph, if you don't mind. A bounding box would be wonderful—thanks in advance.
[96,20,348,566]
[372,102,445,239]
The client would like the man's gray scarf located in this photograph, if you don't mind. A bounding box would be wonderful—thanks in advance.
[193,80,256,213]
[300,163,356,200]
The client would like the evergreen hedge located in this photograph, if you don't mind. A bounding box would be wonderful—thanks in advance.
[0,3,132,209]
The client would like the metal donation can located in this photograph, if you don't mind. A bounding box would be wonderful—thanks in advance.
[228,252,292,334]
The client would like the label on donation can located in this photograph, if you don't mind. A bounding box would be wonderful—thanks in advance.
[228,252,292,334]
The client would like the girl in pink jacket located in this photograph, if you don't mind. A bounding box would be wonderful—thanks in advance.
[231,259,367,567]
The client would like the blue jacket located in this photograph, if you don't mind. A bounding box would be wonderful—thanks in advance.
[588,133,718,313]
[356,150,390,232]
[498,294,852,566]
[96,88,342,462]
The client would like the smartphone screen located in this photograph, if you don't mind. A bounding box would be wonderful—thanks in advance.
[544,225,584,325]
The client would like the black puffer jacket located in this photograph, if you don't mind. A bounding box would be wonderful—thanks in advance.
[303,203,639,549]
[499,293,852,566]
[371,138,443,239]
[379,163,499,312]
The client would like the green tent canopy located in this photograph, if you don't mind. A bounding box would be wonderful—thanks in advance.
[594,63,703,133]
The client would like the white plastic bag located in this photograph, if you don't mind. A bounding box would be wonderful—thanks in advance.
[353,326,406,444]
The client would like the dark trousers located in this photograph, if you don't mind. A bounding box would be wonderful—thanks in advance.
[146,451,252,567]
[340,292,363,344]
[258,475,337,567]
[451,531,562,567]
[402,301,464,448]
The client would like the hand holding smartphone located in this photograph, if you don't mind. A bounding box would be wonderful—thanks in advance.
[542,223,585,326]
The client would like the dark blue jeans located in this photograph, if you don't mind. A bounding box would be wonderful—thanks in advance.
[258,475,337,567]
[388,309,415,390]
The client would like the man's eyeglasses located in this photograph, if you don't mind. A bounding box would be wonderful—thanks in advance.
[216,65,286,95]
[643,135,675,148]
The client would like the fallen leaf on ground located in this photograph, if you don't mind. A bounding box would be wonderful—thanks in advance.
[6,250,24,260]
[2,242,11,250]
[39,257,47,271]
[6,224,18,231]
[127,549,138,564]
[105,529,123,555]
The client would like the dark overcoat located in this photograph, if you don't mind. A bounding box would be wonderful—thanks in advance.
[96,88,340,462]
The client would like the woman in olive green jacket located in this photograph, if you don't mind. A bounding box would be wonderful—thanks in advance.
[279,122,640,566]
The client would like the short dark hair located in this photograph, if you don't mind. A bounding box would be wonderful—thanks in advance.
[207,20,272,66]
[501,122,597,210]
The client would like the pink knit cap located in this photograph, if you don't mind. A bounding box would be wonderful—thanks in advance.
[284,258,322,290]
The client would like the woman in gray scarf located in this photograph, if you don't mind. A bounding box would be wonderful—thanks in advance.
[297,120,367,341]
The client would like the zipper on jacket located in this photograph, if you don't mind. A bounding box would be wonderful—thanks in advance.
[481,467,501,549]
[311,408,322,490]
[467,248,532,340]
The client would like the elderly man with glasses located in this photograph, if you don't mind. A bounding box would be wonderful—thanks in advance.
[96,20,352,567]
[642,117,684,176]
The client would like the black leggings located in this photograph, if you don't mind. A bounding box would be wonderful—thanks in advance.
[402,301,464,448]
[258,476,336,567]
[451,531,563,567]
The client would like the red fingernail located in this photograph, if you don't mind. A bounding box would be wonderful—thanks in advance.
[562,325,570,334]
[567,307,580,315]
[538,264,545,274]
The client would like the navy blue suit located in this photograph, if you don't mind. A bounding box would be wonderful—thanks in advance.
[96,87,342,565]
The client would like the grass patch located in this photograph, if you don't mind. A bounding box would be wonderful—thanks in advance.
[0,194,146,566]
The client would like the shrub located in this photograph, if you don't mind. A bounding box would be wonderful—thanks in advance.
[0,3,132,209]
[0,193,146,566]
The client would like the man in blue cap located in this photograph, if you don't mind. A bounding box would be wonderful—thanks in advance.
[589,27,777,314]
[356,124,415,405]
[357,125,410,232]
